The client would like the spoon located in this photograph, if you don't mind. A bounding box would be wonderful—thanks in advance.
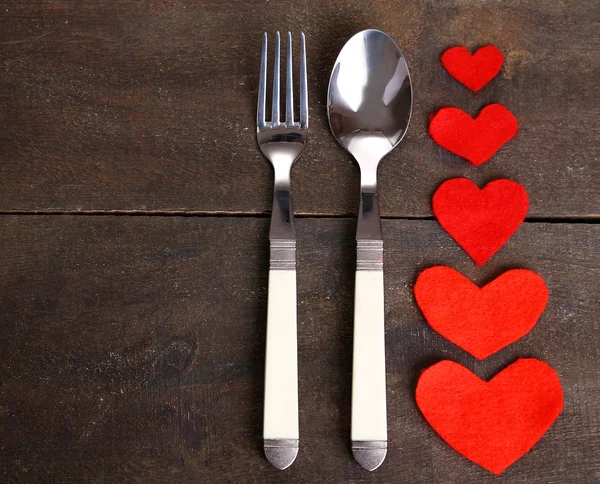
[327,29,412,471]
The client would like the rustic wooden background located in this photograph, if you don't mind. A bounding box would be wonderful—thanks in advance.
[1,1,598,483]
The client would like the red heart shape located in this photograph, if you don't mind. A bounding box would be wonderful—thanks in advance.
[414,266,548,359]
[441,45,504,91]
[429,104,518,166]
[416,359,563,475]
[433,178,528,265]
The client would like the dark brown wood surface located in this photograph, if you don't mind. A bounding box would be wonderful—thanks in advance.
[0,217,598,483]
[1,1,599,483]
[1,0,598,217]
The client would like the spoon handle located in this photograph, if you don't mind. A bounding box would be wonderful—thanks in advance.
[351,191,387,471]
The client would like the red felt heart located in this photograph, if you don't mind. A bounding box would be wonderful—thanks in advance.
[429,104,518,166]
[441,46,504,91]
[416,359,563,475]
[433,178,528,265]
[414,266,548,359]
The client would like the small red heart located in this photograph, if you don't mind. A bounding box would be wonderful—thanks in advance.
[429,104,518,166]
[416,359,563,475]
[442,45,504,91]
[414,266,548,359]
[433,178,528,265]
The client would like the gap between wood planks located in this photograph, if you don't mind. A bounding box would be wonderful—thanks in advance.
[0,210,597,224]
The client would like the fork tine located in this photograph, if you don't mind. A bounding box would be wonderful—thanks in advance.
[299,32,308,129]
[285,32,294,126]
[271,32,280,126]
[257,32,267,129]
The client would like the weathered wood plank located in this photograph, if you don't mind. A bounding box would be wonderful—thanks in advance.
[1,0,598,217]
[0,216,597,482]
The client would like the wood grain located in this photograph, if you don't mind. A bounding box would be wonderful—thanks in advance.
[1,0,598,217]
[0,215,598,483]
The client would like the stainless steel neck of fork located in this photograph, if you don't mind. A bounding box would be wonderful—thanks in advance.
[269,165,296,271]
[356,169,383,271]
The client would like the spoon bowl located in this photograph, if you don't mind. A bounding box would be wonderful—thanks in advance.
[328,29,412,178]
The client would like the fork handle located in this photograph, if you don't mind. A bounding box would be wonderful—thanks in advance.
[263,266,299,469]
[263,182,299,470]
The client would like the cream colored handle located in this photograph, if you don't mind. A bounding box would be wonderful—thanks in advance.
[351,270,387,442]
[263,270,299,440]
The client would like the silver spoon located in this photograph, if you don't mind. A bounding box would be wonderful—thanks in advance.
[327,29,412,471]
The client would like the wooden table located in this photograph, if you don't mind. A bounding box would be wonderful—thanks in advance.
[1,1,598,482]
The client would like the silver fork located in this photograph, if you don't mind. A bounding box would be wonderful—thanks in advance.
[257,31,308,470]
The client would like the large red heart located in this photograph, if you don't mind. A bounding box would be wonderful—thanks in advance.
[429,104,518,166]
[414,266,548,359]
[433,178,528,265]
[416,359,563,475]
[441,45,504,91]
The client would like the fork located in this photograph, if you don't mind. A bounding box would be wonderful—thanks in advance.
[257,31,308,470]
